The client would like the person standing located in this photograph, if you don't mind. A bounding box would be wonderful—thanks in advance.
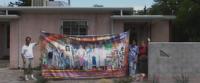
[128,40,139,77]
[138,41,148,76]
[21,36,38,81]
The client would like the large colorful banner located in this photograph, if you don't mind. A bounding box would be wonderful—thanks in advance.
[40,32,129,79]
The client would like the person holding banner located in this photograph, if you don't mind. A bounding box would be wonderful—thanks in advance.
[128,40,139,77]
[21,36,38,81]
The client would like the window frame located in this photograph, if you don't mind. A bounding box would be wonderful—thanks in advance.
[61,20,88,35]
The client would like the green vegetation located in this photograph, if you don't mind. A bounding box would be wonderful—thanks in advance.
[148,0,200,41]
[173,73,190,83]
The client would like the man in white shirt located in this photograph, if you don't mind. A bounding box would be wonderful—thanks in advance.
[21,36,38,81]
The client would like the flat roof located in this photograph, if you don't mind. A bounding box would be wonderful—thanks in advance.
[111,15,176,21]
[0,6,133,13]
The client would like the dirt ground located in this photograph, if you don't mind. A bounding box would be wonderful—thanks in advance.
[0,68,33,83]
[0,60,145,83]
[0,68,146,83]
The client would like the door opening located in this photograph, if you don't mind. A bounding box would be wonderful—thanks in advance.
[0,22,10,68]
[124,22,150,77]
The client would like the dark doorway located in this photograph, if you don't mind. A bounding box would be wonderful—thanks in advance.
[0,22,10,68]
[124,22,150,77]
[124,23,137,44]
[124,22,151,44]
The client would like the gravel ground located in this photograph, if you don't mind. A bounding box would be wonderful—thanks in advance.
[0,60,9,68]
[0,60,35,83]
[0,68,35,83]
[0,60,145,83]
[0,68,146,83]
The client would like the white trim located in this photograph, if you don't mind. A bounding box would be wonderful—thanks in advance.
[0,15,19,19]
[111,15,176,20]
[120,10,123,16]
[5,10,8,15]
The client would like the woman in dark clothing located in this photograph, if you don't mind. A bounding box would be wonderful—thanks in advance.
[138,41,148,76]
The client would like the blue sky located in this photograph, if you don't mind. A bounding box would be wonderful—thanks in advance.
[0,0,154,10]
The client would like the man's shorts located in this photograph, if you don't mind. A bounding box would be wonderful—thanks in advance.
[23,58,33,74]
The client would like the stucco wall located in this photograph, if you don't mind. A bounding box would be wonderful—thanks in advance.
[9,13,172,68]
[10,20,20,68]
[113,21,124,34]
[10,13,112,68]
[149,42,200,83]
[151,21,169,42]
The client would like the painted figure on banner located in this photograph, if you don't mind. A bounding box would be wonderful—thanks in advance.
[52,45,60,69]
[111,43,118,70]
[64,39,74,69]
[113,41,121,69]
[74,48,80,69]
[64,46,72,69]
[76,45,86,70]
[59,45,65,69]
[104,41,113,70]
[85,45,93,70]
[91,45,97,69]
[83,45,89,70]
[98,44,106,70]
[118,41,125,68]
[45,45,53,67]
[129,40,139,76]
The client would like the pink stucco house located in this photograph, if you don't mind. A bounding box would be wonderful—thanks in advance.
[0,7,175,68]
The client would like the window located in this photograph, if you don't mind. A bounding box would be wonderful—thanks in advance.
[0,10,6,15]
[62,20,88,35]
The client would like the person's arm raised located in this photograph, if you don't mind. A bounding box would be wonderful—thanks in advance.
[34,40,40,46]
